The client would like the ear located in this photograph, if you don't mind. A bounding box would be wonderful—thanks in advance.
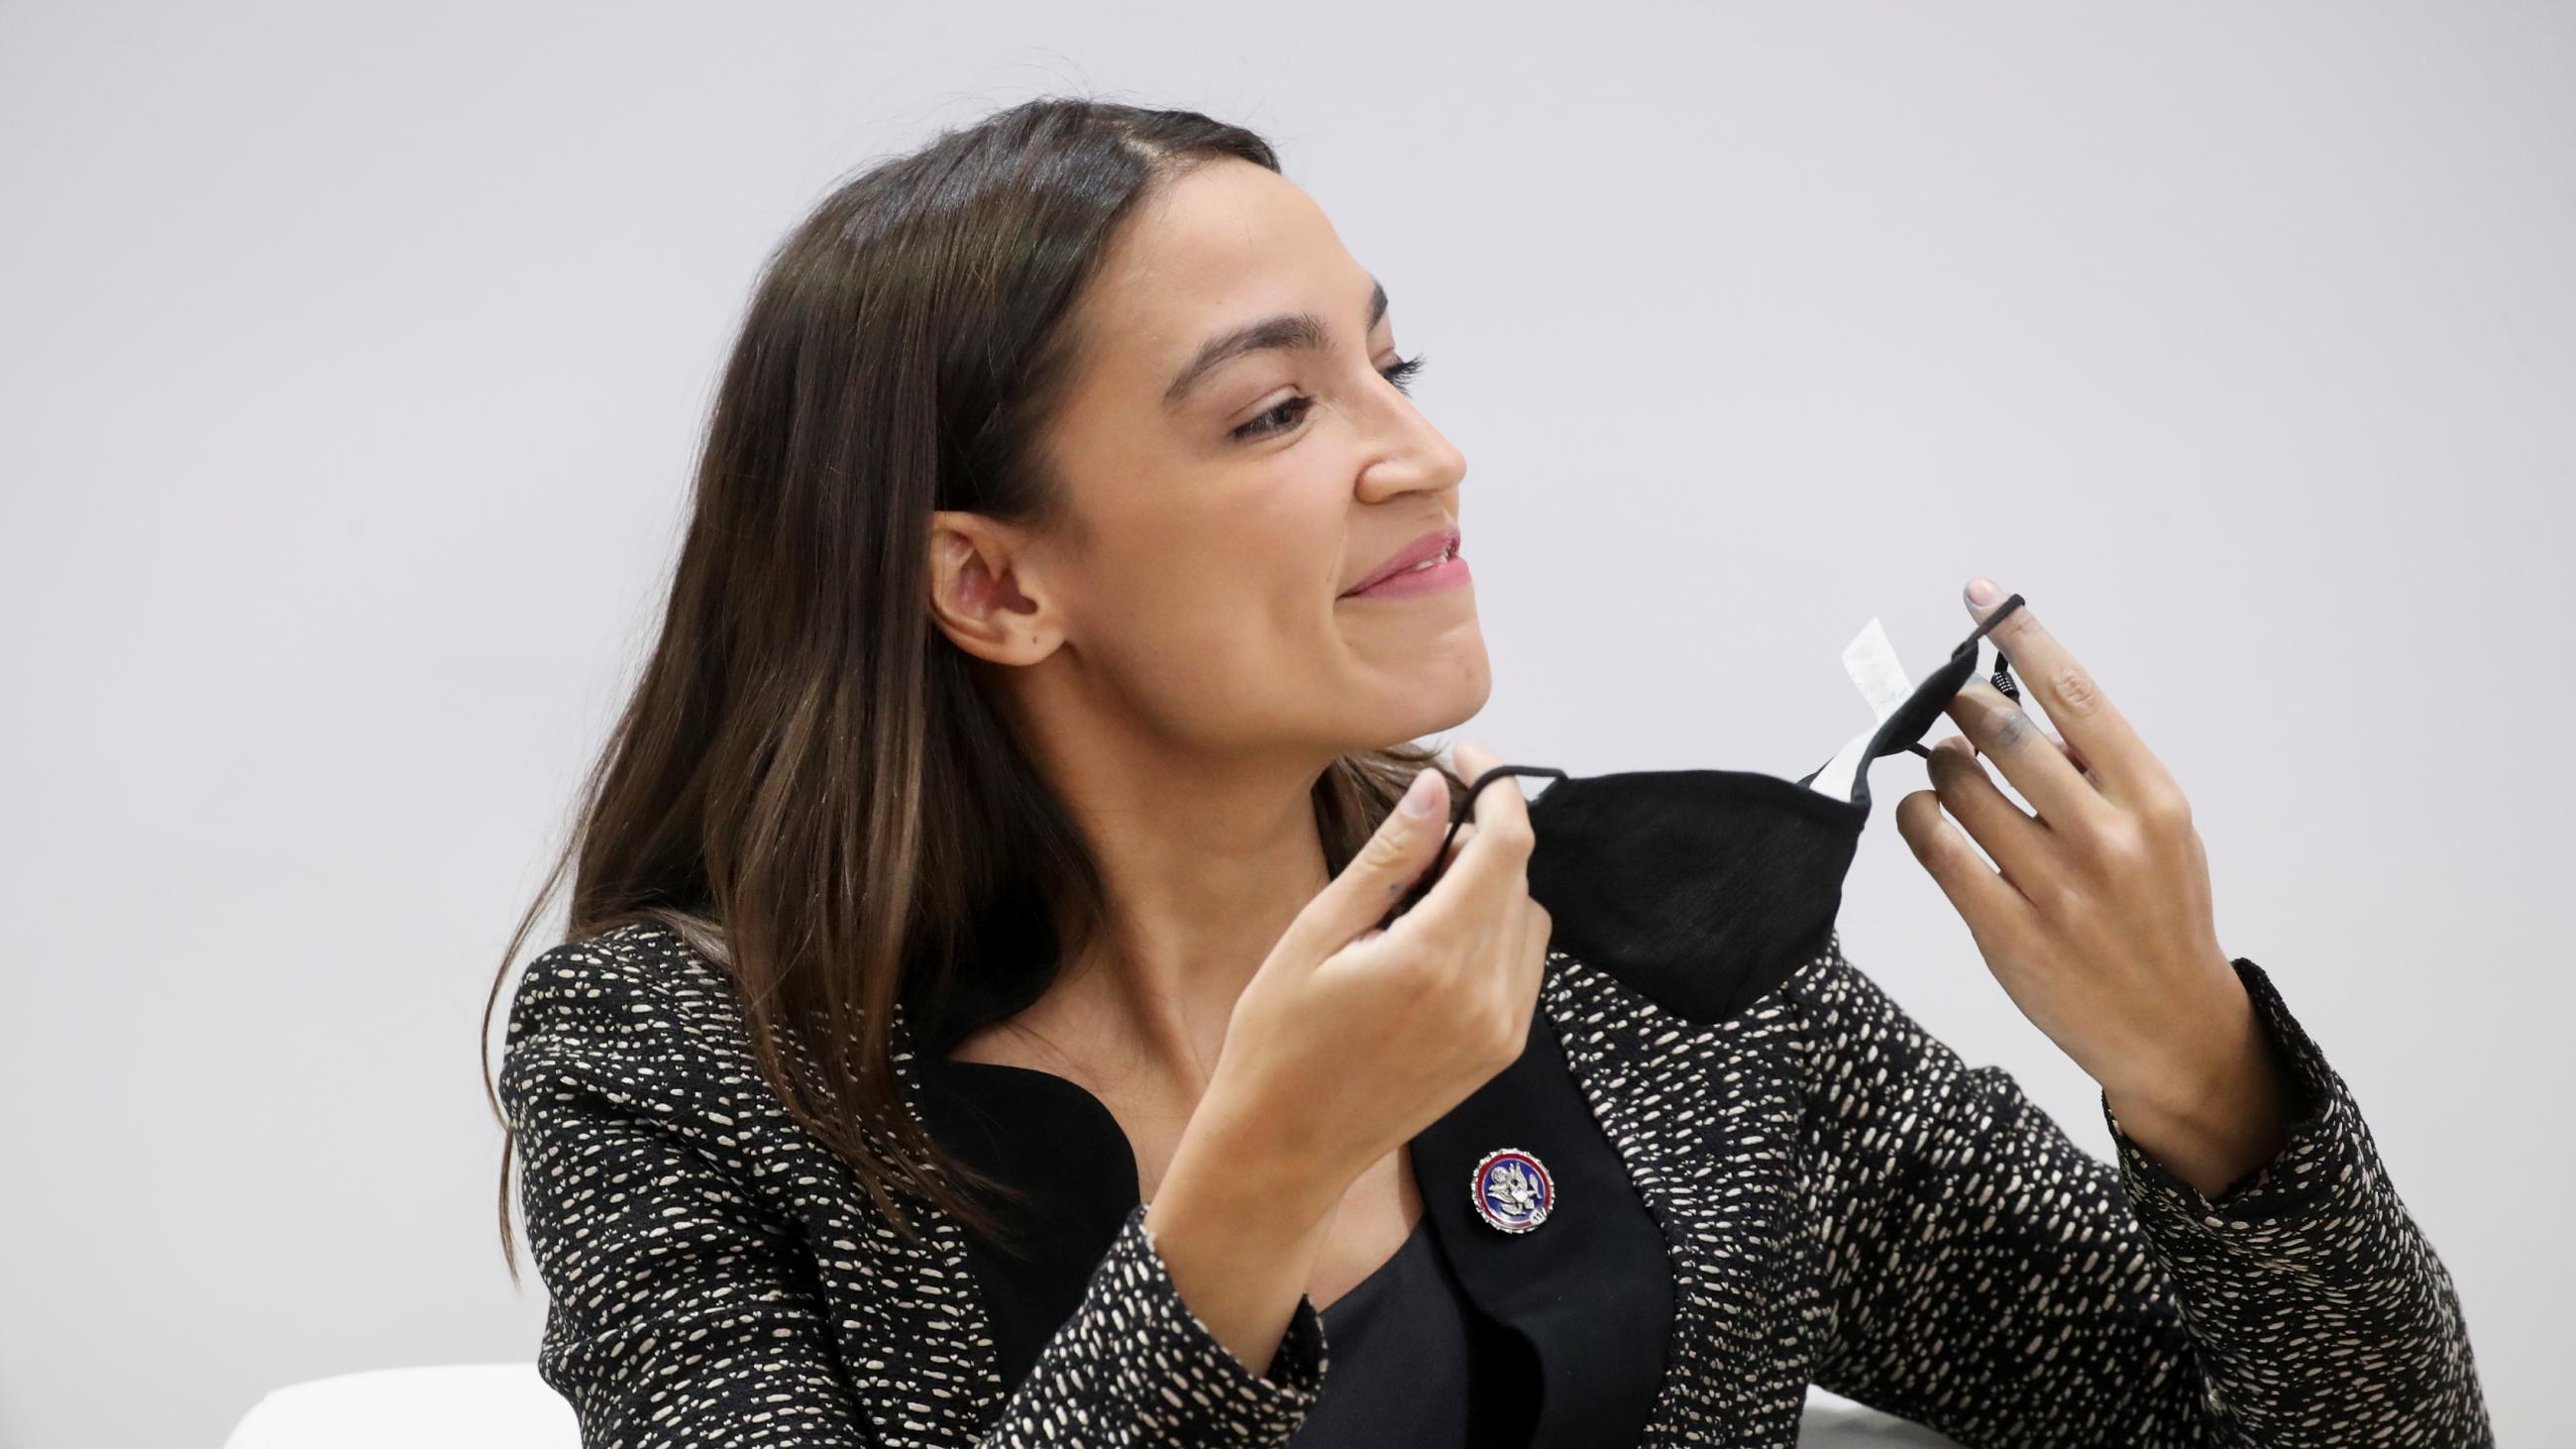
[925,510,1057,666]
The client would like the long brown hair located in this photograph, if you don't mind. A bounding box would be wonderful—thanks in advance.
[482,94,1463,1284]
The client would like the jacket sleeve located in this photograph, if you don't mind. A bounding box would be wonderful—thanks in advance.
[971,1200,1330,1446]
[502,936,1330,1449]
[1795,938,2493,1447]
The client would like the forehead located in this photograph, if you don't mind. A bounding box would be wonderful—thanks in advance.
[1083,162,1363,371]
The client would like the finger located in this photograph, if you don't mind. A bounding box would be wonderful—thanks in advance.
[1949,721,2097,785]
[1448,740,1535,861]
[1925,734,2065,905]
[1284,764,1452,960]
[1399,741,1535,942]
[1454,740,1533,831]
[1942,679,2115,838]
[1374,811,1482,933]
[1961,580,2172,808]
[1895,786,2039,947]
[2041,724,2093,779]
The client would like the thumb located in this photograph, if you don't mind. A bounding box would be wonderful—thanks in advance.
[1280,766,1451,964]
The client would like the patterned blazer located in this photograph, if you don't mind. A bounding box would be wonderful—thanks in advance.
[499,625,2493,1447]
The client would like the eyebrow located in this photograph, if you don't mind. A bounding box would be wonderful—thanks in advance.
[1160,277,1391,412]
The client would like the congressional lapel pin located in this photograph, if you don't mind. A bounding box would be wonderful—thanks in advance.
[1470,1146,1556,1232]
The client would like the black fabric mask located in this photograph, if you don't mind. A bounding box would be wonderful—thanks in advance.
[1387,594,2029,1024]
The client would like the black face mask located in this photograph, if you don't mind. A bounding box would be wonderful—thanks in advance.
[1381,594,2030,1022]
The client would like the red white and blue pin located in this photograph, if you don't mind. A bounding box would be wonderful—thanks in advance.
[1469,1147,1555,1233]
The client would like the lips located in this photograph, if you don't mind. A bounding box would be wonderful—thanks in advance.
[1342,524,1461,598]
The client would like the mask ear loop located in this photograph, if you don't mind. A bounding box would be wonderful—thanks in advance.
[1903,592,2027,760]
[1377,762,1569,931]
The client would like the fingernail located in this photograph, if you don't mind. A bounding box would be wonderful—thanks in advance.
[1964,577,2001,608]
[1401,768,1443,818]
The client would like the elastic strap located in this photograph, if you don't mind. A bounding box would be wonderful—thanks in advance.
[1379,763,1569,930]
[1903,591,2027,759]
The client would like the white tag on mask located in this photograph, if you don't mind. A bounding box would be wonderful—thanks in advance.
[1804,616,1915,805]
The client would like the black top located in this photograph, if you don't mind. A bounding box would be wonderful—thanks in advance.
[909,981,1662,1449]
[1291,1213,1538,1447]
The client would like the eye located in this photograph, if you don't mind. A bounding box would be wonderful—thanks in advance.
[1230,353,1430,443]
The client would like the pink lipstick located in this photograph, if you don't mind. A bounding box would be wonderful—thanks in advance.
[1342,525,1468,601]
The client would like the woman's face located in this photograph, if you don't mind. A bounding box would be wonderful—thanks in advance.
[936,159,1486,765]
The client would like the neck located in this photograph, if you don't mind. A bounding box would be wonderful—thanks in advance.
[1053,775,1335,1096]
[1013,727,1342,1099]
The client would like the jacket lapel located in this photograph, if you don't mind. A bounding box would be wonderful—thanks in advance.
[1406,968,1674,1447]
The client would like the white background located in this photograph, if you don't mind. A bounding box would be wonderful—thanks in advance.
[3,4,2567,1444]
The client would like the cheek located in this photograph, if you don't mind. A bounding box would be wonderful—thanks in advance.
[1077,524,1344,711]
[1109,546,1336,670]
[1104,484,1339,638]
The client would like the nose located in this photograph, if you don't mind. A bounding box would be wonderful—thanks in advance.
[1354,400,1467,504]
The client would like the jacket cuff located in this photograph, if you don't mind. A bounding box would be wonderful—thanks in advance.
[1090,1200,1328,1442]
[2100,955,2361,1232]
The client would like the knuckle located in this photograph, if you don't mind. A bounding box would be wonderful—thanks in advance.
[2138,785,2193,831]
[2089,819,2149,867]
[1988,707,2038,752]
[1389,950,1445,1004]
[2047,663,2104,718]
[1363,829,1420,871]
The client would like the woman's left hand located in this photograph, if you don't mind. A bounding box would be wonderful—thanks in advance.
[1893,578,2299,1200]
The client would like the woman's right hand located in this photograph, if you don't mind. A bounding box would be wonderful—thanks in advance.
[1207,737,1555,1207]
[1138,739,1551,1380]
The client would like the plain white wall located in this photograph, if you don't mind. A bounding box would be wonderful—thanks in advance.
[4,3,2566,1444]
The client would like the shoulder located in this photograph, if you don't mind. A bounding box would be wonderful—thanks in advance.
[501,919,762,1096]
[1526,765,1867,1025]
[499,921,841,1189]
[512,919,743,1023]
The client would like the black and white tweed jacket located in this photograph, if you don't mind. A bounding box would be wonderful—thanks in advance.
[500,629,2492,1447]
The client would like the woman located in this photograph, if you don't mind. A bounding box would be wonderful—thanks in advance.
[484,96,2491,1446]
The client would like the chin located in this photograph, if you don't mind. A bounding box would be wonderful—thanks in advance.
[1368,638,1493,745]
